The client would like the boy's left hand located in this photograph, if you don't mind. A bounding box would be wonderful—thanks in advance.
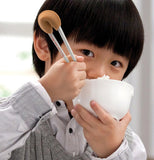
[71,101,131,158]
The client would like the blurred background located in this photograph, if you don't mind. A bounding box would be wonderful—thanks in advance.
[0,0,153,159]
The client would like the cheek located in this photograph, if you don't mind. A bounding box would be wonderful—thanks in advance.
[110,70,126,80]
[110,75,123,81]
[104,67,126,80]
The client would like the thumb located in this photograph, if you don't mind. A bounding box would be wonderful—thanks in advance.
[76,56,84,62]
[120,112,131,128]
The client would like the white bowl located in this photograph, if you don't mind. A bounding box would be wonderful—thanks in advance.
[73,78,134,120]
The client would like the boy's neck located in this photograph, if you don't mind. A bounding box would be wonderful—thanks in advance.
[65,100,74,112]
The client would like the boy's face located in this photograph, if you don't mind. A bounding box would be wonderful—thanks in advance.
[53,39,129,80]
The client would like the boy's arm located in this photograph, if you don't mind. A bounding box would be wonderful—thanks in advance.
[0,81,57,160]
[85,127,147,160]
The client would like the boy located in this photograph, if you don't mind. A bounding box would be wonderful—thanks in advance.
[0,0,147,159]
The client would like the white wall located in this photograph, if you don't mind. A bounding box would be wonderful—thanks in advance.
[127,0,154,158]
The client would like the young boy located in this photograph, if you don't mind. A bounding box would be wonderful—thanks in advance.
[0,0,147,159]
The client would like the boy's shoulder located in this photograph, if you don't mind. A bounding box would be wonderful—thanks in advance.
[0,97,7,104]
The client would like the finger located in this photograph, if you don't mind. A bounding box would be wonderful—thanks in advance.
[59,55,86,71]
[90,100,114,125]
[58,55,75,63]
[76,62,86,71]
[60,55,84,63]
[76,55,85,62]
[73,104,100,127]
[71,109,91,130]
[78,71,86,80]
[67,55,84,62]
[78,80,86,89]
[120,112,131,128]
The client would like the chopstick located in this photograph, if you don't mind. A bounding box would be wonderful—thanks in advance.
[48,32,70,62]
[38,10,76,62]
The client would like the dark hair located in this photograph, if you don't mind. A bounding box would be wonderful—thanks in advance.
[33,0,144,78]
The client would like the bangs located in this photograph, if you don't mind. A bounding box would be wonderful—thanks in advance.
[33,0,144,78]
[36,0,143,59]
[62,0,143,59]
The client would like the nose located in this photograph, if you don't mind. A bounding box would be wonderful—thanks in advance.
[87,65,108,79]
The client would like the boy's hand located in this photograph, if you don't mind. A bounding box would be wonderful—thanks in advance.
[39,55,86,101]
[71,101,131,158]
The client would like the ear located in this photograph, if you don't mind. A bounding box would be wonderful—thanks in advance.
[33,32,50,61]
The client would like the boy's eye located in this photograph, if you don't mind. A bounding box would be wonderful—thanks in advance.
[81,49,94,57]
[111,60,121,67]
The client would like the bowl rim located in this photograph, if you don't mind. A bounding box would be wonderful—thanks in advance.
[85,78,134,94]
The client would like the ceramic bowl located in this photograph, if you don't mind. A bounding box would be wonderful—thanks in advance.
[73,78,134,120]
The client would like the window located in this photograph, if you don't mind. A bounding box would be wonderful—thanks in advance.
[0,0,44,97]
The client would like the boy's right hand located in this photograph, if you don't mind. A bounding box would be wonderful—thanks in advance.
[39,55,86,102]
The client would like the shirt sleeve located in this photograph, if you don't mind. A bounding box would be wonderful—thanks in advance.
[85,127,147,160]
[0,81,57,160]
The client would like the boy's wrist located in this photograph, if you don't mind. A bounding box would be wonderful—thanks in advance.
[31,80,54,105]
[39,78,58,102]
[91,138,123,158]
